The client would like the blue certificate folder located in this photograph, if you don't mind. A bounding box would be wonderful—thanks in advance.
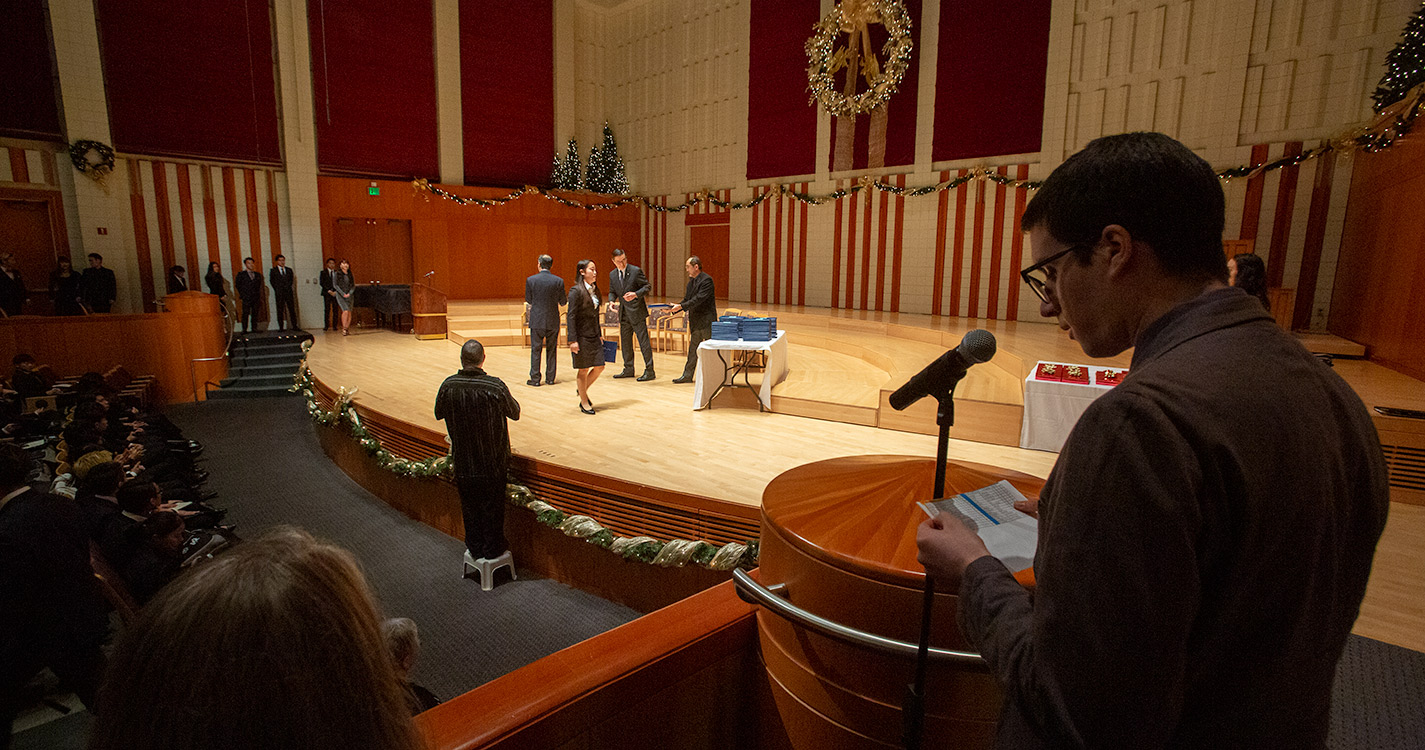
[602,340,618,363]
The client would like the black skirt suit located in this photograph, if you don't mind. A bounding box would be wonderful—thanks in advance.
[567,282,604,369]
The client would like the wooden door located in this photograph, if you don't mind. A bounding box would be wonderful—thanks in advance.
[0,195,61,314]
[332,217,413,284]
[689,224,730,300]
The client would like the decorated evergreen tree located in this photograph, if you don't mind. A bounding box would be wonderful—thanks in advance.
[585,144,605,192]
[1374,1,1425,112]
[598,122,628,195]
[549,138,583,189]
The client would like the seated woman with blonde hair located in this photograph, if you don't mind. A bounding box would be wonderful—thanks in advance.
[89,528,424,750]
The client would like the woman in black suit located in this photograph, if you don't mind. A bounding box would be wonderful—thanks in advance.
[567,259,604,415]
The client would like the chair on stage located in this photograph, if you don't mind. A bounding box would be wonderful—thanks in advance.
[654,310,688,354]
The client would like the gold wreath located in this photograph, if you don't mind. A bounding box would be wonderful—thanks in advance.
[806,0,914,117]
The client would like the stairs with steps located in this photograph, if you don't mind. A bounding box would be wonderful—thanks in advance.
[208,330,314,399]
[447,304,534,347]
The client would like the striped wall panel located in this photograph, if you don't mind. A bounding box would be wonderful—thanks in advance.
[123,158,289,312]
[0,145,60,189]
[648,141,1350,329]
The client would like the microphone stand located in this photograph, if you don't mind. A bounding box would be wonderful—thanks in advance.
[903,373,965,750]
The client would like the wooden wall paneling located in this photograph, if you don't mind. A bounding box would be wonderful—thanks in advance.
[176,164,200,275]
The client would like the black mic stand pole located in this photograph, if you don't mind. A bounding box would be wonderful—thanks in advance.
[904,374,964,750]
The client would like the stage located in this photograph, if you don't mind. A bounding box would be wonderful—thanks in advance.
[305,300,1425,649]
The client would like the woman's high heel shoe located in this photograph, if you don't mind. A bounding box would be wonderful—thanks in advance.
[342,328,349,336]
[579,400,595,415]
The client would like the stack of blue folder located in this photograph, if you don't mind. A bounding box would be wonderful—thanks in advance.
[739,317,776,342]
[710,320,741,340]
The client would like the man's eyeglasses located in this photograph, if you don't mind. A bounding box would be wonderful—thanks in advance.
[1020,243,1093,303]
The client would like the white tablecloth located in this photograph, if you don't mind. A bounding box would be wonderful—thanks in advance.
[693,331,790,410]
[1019,362,1123,452]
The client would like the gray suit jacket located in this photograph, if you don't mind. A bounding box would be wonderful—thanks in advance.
[608,264,651,321]
[524,270,566,331]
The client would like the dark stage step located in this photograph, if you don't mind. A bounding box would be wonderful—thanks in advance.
[208,331,313,399]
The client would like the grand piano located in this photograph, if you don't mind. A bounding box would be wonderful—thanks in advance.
[353,282,447,339]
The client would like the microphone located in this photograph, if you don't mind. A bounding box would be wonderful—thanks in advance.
[888,330,997,411]
[423,270,435,278]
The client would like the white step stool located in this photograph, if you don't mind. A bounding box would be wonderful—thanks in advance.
[462,550,516,591]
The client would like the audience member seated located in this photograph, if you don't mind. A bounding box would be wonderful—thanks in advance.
[74,460,126,539]
[0,443,110,742]
[98,479,164,568]
[382,617,442,714]
[10,354,53,399]
[1228,252,1270,310]
[89,528,424,750]
[120,511,187,604]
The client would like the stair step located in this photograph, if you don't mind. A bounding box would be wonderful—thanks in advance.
[207,385,300,399]
[230,351,304,365]
[222,373,296,387]
[225,361,297,374]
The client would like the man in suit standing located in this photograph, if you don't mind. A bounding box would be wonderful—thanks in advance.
[524,255,566,387]
[318,257,339,330]
[79,253,116,313]
[608,248,655,381]
[165,265,187,294]
[269,254,299,331]
[667,256,716,384]
[234,257,263,333]
[0,254,26,317]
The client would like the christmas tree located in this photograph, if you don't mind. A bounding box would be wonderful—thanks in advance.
[595,122,628,195]
[585,144,604,192]
[549,138,583,189]
[1373,1,1425,112]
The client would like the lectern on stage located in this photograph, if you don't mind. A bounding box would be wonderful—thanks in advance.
[411,281,447,340]
[737,455,1043,749]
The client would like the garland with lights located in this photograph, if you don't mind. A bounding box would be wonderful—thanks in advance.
[69,139,115,183]
[806,0,914,117]
[1374,1,1425,112]
[415,82,1425,214]
[290,348,757,571]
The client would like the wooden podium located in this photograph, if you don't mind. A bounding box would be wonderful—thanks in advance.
[755,455,1044,749]
[412,282,447,340]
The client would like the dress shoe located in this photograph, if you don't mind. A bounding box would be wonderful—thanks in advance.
[526,379,541,387]
[545,379,556,386]
[579,401,596,415]
[612,369,636,379]
[636,371,656,382]
[672,375,694,384]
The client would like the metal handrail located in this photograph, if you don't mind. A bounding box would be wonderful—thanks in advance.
[190,357,226,402]
[731,568,987,667]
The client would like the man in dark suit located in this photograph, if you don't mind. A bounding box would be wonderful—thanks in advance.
[667,256,716,384]
[0,254,26,317]
[524,255,566,387]
[79,253,116,313]
[608,248,655,381]
[269,254,299,331]
[318,257,339,330]
[165,265,187,294]
[434,340,520,567]
[234,257,263,332]
[0,444,110,743]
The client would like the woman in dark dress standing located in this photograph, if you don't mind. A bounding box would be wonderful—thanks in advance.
[50,256,83,315]
[204,262,226,299]
[333,259,355,335]
[566,259,604,415]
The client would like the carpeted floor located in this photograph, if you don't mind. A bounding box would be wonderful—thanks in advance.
[158,396,641,701]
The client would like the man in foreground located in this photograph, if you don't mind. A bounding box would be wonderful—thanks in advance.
[435,340,520,567]
[667,256,716,384]
[917,132,1388,748]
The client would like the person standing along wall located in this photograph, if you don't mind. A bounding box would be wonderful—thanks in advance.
[270,254,299,331]
[234,257,263,333]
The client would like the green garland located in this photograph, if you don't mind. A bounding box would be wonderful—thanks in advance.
[290,357,757,571]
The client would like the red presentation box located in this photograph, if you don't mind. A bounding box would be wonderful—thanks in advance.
[1035,362,1063,381]
[1096,369,1126,386]
[1060,364,1090,384]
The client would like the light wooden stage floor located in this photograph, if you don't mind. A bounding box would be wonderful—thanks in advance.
[307,302,1425,652]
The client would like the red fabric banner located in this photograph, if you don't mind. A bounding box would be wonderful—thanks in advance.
[932,0,1051,162]
[746,0,820,181]
[309,0,439,179]
[1,0,62,141]
[460,1,553,187]
[96,0,281,163]
[826,0,923,172]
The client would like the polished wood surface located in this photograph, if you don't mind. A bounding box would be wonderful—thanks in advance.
[318,177,641,301]
[0,293,226,403]
[1332,97,1425,380]
[412,281,448,338]
[762,456,1042,585]
[416,580,770,750]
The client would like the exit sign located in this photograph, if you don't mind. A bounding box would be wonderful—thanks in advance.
[368,185,380,196]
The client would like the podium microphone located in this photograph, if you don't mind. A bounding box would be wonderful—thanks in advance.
[888,329,997,411]
[423,270,436,279]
